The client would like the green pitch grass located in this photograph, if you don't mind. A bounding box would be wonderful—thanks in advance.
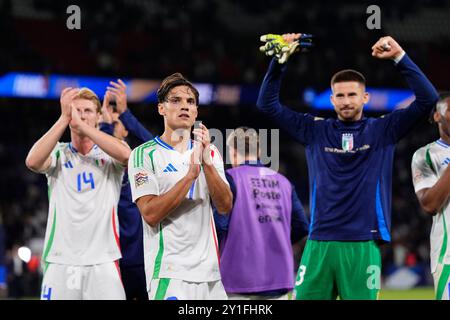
[379,287,434,300]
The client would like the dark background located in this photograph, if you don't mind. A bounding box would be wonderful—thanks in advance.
[0,0,449,298]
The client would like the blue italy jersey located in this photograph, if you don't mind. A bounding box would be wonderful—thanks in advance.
[100,110,153,266]
[257,55,438,242]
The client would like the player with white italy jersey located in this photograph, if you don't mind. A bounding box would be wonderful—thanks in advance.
[412,141,450,271]
[43,142,123,266]
[412,94,450,300]
[130,138,226,284]
[128,73,233,300]
[26,87,130,300]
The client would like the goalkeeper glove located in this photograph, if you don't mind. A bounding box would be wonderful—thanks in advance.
[259,33,313,64]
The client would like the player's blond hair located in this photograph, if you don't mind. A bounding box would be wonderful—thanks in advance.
[75,87,102,113]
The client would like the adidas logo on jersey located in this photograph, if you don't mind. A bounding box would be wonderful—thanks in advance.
[441,157,450,166]
[163,163,178,172]
[63,161,74,169]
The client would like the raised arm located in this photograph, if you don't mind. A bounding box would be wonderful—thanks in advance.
[107,79,154,143]
[372,36,438,110]
[372,36,439,141]
[98,91,115,136]
[119,110,154,142]
[70,106,131,165]
[25,88,79,173]
[256,33,316,145]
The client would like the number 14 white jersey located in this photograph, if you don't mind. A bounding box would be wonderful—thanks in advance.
[42,142,124,265]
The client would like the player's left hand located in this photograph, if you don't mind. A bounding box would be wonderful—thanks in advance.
[107,79,128,114]
[100,91,113,124]
[371,36,404,60]
[193,123,213,165]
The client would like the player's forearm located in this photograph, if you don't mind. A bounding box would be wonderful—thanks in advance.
[25,116,69,172]
[99,122,114,136]
[203,164,233,214]
[397,54,439,110]
[419,169,450,214]
[138,176,196,227]
[256,57,287,116]
[119,110,153,142]
[80,125,130,165]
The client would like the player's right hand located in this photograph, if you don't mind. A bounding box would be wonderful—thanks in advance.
[281,33,302,44]
[259,33,311,64]
[60,87,80,122]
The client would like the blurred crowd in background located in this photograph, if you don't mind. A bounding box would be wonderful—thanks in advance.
[0,0,449,298]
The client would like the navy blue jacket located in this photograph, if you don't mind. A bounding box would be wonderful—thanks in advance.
[256,55,438,242]
[100,109,153,266]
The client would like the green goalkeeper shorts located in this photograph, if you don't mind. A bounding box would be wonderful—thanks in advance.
[294,240,381,300]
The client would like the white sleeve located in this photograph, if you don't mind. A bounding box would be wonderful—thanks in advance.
[209,144,229,186]
[43,142,62,176]
[128,148,159,203]
[110,140,130,171]
[411,147,438,192]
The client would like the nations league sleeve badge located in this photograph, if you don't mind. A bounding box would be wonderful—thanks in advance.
[134,172,149,188]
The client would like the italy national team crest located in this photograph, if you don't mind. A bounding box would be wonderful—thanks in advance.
[342,133,354,151]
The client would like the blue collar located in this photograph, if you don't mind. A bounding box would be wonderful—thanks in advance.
[68,143,97,154]
[437,139,450,149]
[154,136,193,151]
[154,136,174,150]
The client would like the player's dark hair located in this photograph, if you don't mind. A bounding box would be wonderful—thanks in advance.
[157,73,199,105]
[227,126,259,157]
[429,92,450,124]
[331,69,366,88]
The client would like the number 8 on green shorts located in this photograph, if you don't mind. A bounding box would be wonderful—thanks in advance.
[294,240,381,300]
